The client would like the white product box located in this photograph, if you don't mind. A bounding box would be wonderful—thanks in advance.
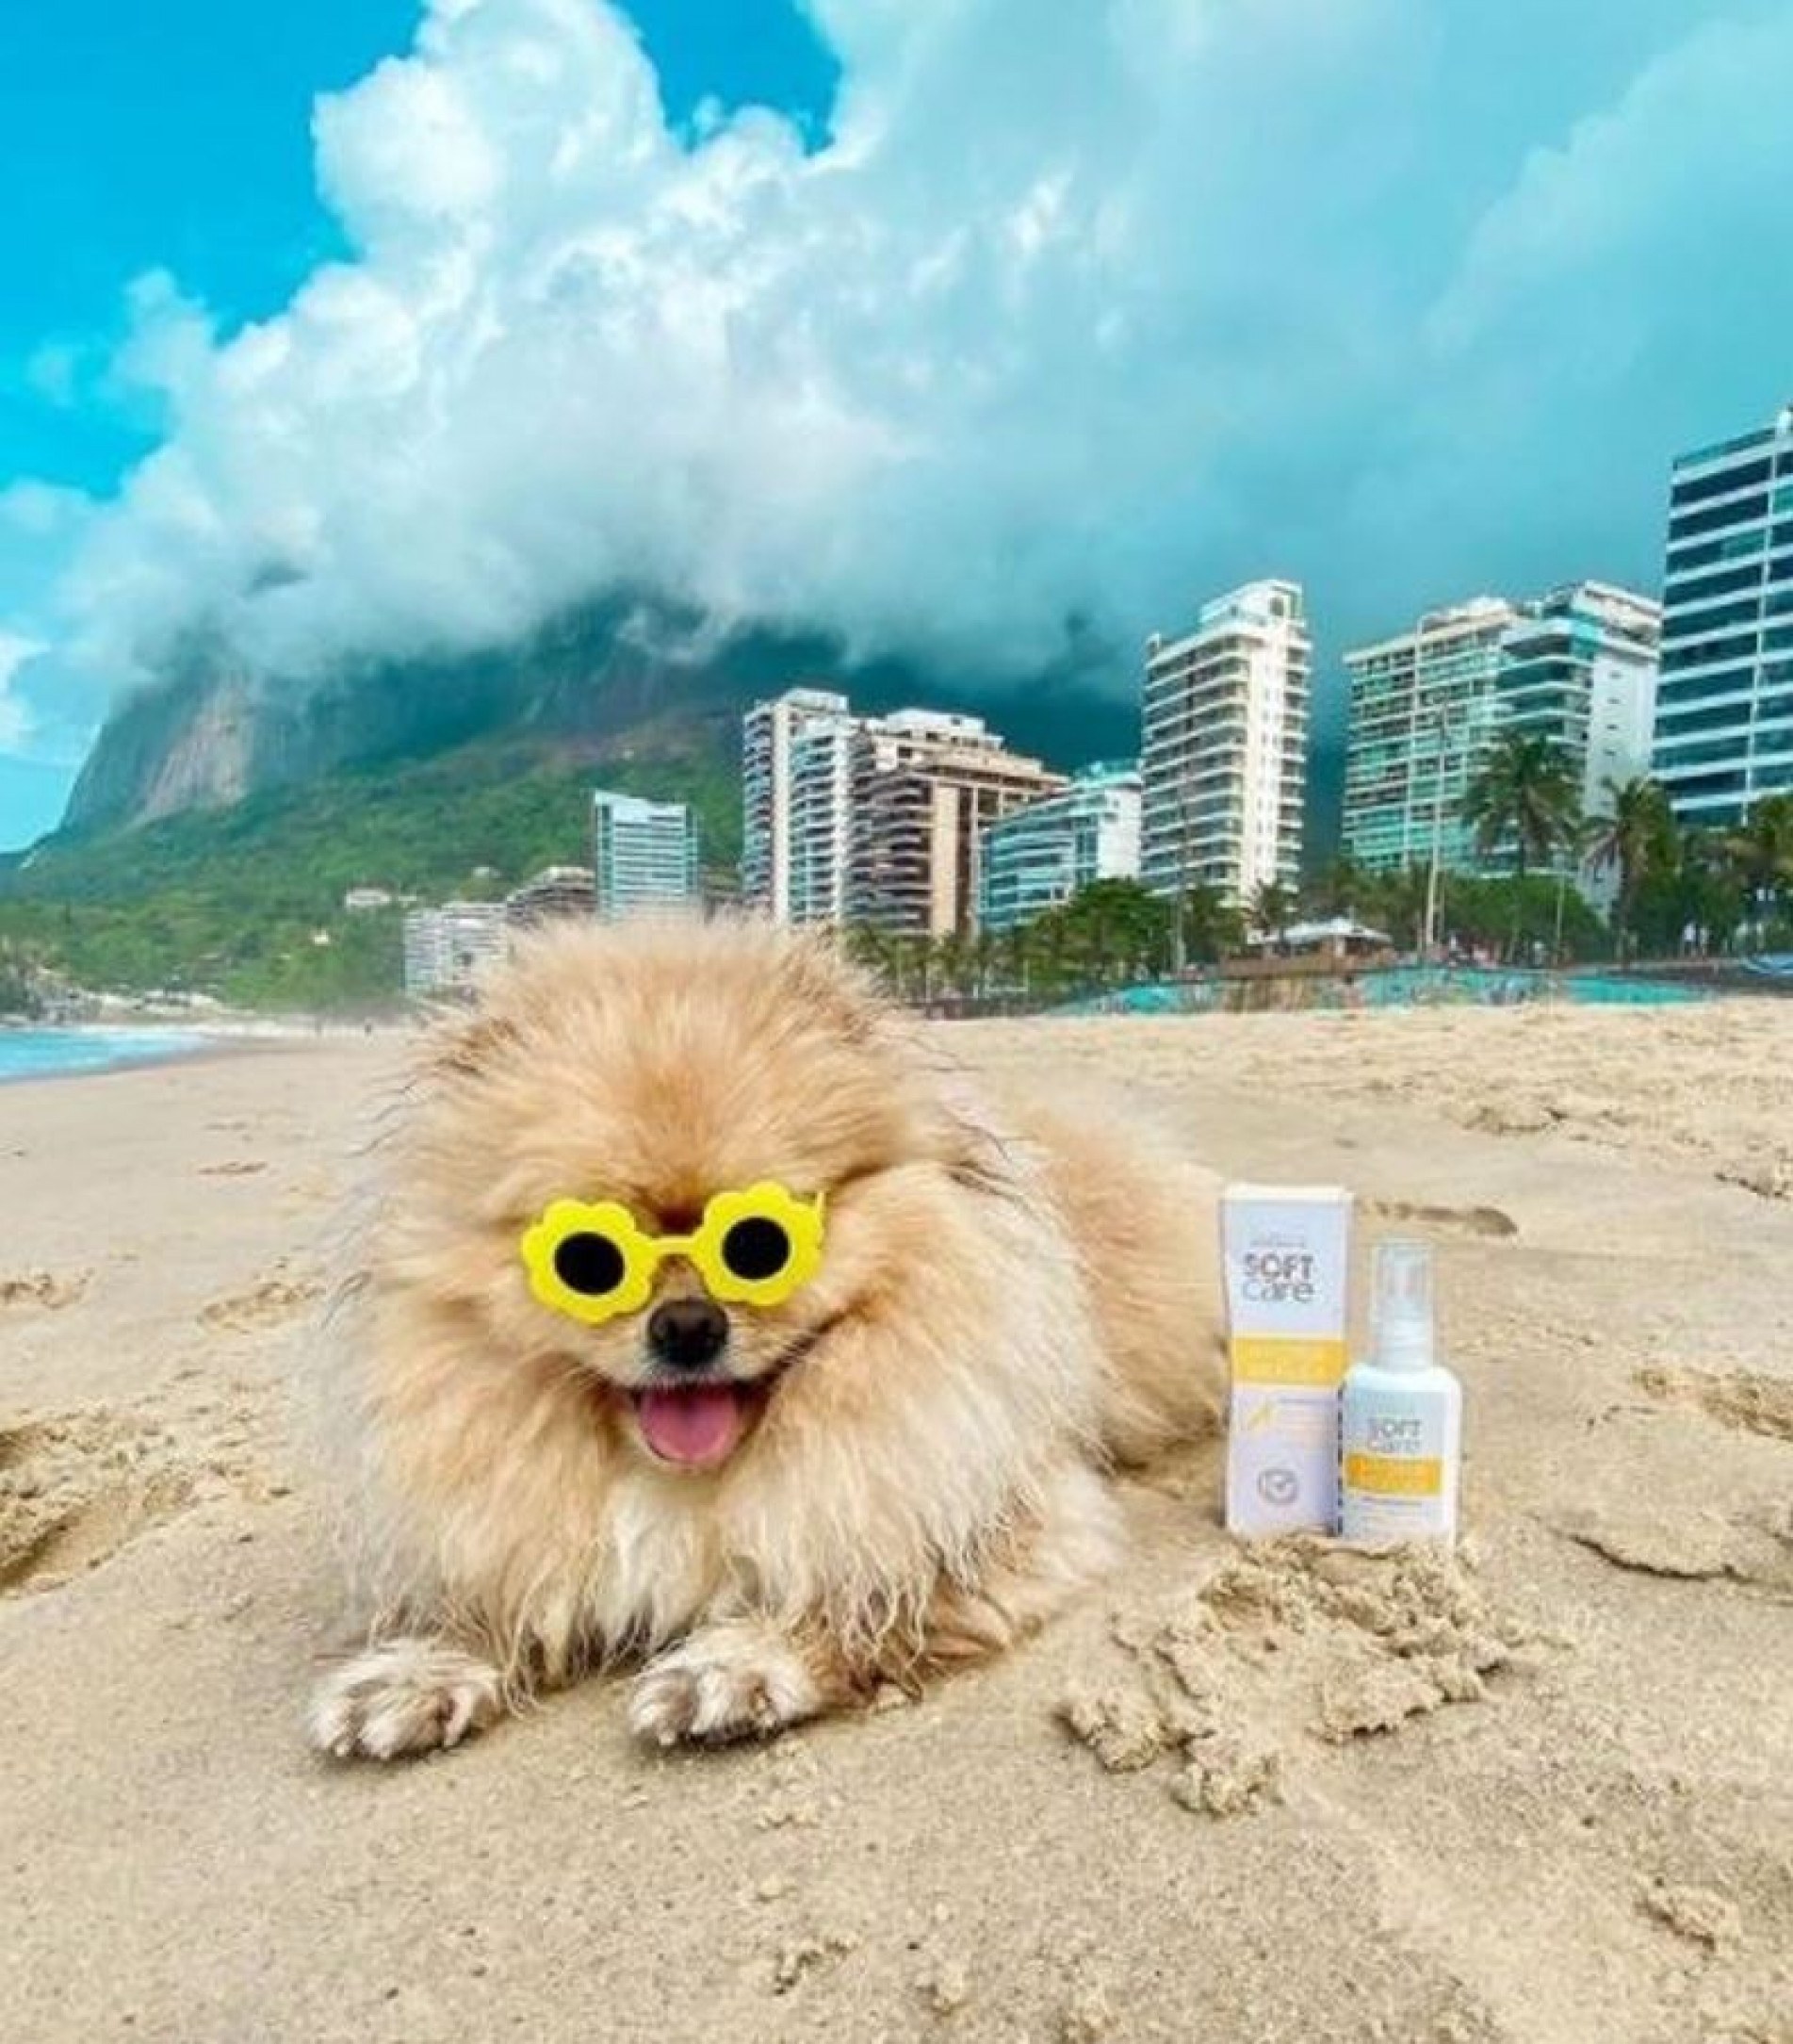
[1222,1184,1353,1537]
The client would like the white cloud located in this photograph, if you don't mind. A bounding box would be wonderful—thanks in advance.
[0,484,100,759]
[0,632,47,751]
[1347,4,1793,604]
[8,0,1792,750]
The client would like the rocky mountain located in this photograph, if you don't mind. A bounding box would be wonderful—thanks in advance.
[64,597,1143,838]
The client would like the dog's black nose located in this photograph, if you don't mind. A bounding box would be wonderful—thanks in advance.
[646,1297,729,1369]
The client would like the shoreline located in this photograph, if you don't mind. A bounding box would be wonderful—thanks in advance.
[0,1022,318,1090]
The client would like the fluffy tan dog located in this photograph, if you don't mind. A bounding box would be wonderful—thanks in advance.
[307,917,1225,1759]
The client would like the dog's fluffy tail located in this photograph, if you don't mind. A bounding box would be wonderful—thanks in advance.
[1002,1082,1229,1464]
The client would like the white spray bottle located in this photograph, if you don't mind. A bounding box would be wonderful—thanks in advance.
[1340,1240,1462,1545]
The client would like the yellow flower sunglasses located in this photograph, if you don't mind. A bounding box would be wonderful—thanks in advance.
[520,1180,826,1327]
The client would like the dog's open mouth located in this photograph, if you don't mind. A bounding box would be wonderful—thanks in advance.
[631,1382,760,1468]
[626,1324,829,1469]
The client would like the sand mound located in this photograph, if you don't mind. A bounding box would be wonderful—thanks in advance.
[1555,1502,1793,1594]
[0,1268,91,1310]
[1062,1539,1553,1813]
[198,1262,324,1333]
[0,1410,194,1594]
[1716,1153,1793,1201]
[1364,1199,1518,1238]
[1639,1364,1793,1444]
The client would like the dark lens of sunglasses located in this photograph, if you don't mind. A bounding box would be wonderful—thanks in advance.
[720,1217,792,1283]
[553,1231,627,1297]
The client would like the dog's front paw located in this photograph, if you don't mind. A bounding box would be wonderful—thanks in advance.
[628,1623,823,1747]
[308,1637,504,1761]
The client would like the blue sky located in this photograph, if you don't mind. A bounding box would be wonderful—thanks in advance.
[3,3,411,499]
[2,0,1790,851]
[0,0,837,845]
[0,1,836,496]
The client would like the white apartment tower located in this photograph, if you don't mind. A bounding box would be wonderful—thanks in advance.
[845,709,1066,938]
[1500,582,1662,820]
[1341,582,1661,877]
[977,761,1142,934]
[1140,580,1310,907]
[742,687,858,924]
[1653,404,1793,826]
[401,902,508,997]
[1340,598,1516,874]
[504,865,597,926]
[591,790,699,919]
[742,689,1067,935]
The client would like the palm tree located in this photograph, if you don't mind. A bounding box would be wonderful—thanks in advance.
[1052,879,1175,985]
[1247,877,1296,945]
[1461,731,1582,878]
[1301,853,1363,921]
[1180,883,1245,965]
[1552,812,1607,965]
[888,933,929,1002]
[935,929,973,998]
[1586,776,1675,963]
[996,922,1031,996]
[968,929,998,1000]
[842,923,898,992]
[1350,863,1426,953]
[1720,793,1793,919]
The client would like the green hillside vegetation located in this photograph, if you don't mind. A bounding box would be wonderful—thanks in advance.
[0,739,739,1012]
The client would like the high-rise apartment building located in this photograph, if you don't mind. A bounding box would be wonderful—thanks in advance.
[846,710,1066,938]
[591,790,699,919]
[977,761,1142,934]
[1340,597,1516,875]
[1499,583,1662,820]
[504,865,596,926]
[1139,580,1309,907]
[741,689,1065,936]
[1341,582,1661,875]
[1652,403,1793,826]
[401,902,508,997]
[741,687,858,923]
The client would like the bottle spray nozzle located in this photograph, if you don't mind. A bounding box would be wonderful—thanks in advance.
[1372,1238,1435,1370]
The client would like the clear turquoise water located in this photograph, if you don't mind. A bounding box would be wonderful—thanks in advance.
[0,1028,205,1083]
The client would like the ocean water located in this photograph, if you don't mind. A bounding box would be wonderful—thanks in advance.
[0,1027,205,1084]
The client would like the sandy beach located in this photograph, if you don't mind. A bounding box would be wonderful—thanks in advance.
[2,1005,1790,2044]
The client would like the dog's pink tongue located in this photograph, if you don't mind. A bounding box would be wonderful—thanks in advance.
[635,1385,747,1467]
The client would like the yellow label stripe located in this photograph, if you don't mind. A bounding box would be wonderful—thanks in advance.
[1344,1452,1443,1496]
[1230,1334,1347,1388]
